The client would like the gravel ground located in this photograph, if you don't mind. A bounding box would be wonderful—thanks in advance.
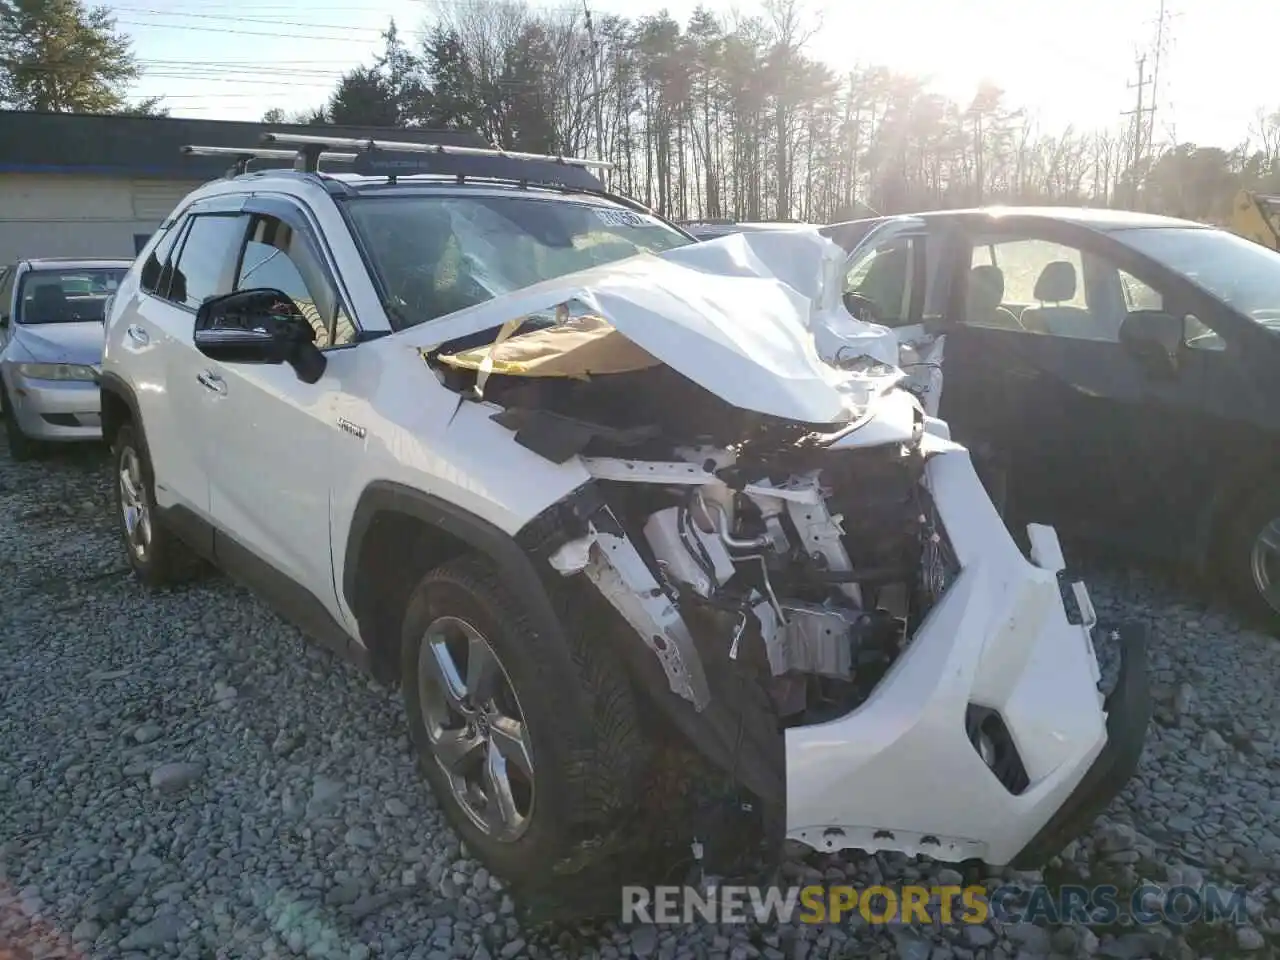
[0,442,1278,960]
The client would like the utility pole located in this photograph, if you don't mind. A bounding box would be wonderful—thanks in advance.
[1121,55,1151,208]
[1147,0,1173,159]
[583,0,606,180]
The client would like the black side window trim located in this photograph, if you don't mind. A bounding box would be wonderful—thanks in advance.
[155,216,194,302]
[239,196,361,346]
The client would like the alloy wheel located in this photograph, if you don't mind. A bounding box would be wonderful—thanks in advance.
[1249,516,1280,616]
[119,446,152,562]
[416,615,535,841]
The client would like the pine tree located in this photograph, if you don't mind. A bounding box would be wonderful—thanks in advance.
[0,0,149,113]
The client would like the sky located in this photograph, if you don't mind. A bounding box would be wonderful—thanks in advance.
[107,0,1280,151]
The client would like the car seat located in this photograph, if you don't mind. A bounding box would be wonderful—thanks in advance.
[966,265,1023,330]
[1019,261,1091,335]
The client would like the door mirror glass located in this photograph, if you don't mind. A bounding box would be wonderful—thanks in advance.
[193,288,327,384]
[1119,309,1182,377]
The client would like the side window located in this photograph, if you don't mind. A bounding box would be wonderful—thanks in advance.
[139,216,187,298]
[1119,270,1162,312]
[843,235,921,327]
[963,236,1161,343]
[169,214,249,310]
[235,214,356,348]
[988,239,1088,309]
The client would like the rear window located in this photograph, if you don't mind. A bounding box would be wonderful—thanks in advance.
[16,268,127,324]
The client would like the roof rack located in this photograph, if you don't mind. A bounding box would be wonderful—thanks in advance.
[181,144,357,177]
[259,132,612,190]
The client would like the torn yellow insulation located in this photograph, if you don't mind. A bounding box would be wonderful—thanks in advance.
[436,311,661,380]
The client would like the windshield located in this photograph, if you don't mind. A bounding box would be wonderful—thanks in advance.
[344,194,692,327]
[1112,227,1280,328]
[16,267,126,324]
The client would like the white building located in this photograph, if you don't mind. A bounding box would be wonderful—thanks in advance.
[0,111,485,264]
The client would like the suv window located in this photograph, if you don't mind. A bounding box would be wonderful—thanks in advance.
[169,214,249,310]
[140,215,188,298]
[235,215,356,348]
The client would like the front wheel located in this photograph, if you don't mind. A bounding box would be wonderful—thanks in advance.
[1220,487,1280,635]
[399,555,649,900]
[112,422,202,588]
[1,381,37,461]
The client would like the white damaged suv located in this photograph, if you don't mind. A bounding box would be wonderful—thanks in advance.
[100,134,1151,918]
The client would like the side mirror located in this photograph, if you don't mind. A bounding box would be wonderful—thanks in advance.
[1119,309,1182,378]
[193,288,326,384]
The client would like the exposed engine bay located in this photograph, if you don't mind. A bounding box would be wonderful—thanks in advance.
[429,317,958,731]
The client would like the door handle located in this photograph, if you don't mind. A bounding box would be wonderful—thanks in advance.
[125,324,149,346]
[197,370,226,395]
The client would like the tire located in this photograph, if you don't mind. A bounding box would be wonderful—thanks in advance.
[1219,485,1280,635]
[1,380,37,462]
[112,421,202,588]
[399,554,649,900]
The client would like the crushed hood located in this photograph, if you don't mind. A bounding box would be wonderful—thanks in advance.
[406,229,902,425]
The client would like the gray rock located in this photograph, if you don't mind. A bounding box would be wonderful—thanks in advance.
[500,939,527,959]
[150,761,204,793]
[385,797,411,817]
[344,826,377,849]
[307,778,345,818]
[71,918,101,943]
[119,914,185,950]
[963,926,996,948]
[631,925,659,958]
[1235,926,1265,951]
[132,723,163,744]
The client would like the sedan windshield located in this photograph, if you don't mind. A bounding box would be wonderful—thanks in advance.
[1112,227,1280,329]
[344,194,692,327]
[17,268,126,324]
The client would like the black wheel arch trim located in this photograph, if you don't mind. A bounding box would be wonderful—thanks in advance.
[98,370,142,444]
[342,479,599,636]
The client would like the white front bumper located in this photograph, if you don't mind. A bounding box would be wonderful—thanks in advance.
[785,441,1110,866]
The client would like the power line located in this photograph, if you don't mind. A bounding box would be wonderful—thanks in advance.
[108,8,386,34]
[113,19,376,42]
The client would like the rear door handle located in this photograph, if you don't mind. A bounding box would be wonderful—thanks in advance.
[197,370,226,395]
[125,324,149,346]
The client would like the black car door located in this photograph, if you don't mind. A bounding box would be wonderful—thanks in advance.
[937,221,1211,560]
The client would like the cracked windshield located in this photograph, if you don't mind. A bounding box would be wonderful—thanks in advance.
[2,0,1279,958]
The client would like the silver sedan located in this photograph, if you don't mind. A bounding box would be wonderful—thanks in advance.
[0,259,131,459]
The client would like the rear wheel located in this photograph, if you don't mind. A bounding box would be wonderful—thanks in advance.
[1220,486,1280,635]
[112,422,202,588]
[399,554,649,900]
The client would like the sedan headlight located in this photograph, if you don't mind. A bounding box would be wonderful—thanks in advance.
[14,362,99,382]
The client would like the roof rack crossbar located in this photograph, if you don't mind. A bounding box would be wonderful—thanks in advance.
[181,144,357,177]
[259,132,613,171]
